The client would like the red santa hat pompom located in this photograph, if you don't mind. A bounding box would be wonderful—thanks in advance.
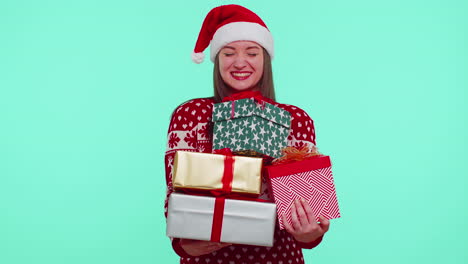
[192,4,274,64]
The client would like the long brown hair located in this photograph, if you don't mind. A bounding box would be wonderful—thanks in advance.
[213,48,275,103]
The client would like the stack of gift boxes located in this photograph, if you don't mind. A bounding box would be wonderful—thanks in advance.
[166,93,340,247]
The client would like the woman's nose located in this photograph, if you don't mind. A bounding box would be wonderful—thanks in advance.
[233,56,247,69]
[233,64,246,70]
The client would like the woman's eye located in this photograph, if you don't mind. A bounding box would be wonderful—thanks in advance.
[248,53,258,57]
[224,53,234,57]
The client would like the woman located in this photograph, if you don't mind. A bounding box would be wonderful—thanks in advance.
[164,5,330,264]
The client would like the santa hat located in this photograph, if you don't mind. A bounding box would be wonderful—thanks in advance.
[191,5,274,64]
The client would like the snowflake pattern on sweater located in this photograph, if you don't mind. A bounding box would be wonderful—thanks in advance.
[164,98,321,264]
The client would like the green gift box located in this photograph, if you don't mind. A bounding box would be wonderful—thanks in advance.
[212,98,291,158]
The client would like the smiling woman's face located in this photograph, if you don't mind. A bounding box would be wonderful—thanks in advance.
[218,41,264,93]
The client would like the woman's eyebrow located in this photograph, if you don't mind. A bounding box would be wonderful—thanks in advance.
[222,46,260,50]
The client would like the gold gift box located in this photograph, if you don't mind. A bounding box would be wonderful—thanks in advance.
[173,151,262,195]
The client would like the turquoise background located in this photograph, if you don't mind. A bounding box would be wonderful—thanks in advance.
[1,0,467,263]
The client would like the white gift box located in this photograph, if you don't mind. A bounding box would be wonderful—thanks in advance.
[166,193,276,247]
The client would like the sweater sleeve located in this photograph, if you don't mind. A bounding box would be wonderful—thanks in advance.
[283,104,324,249]
[284,105,317,149]
[164,98,213,257]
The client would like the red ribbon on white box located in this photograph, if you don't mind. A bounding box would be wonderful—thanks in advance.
[210,197,226,242]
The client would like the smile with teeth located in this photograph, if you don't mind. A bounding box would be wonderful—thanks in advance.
[231,71,252,80]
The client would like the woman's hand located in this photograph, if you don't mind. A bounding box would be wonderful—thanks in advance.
[282,198,330,243]
[179,238,232,256]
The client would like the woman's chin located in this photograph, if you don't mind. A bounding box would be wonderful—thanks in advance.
[229,85,259,93]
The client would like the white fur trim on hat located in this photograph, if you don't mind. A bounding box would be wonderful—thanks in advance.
[191,52,205,64]
[209,22,274,62]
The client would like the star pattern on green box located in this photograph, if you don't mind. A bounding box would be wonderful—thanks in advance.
[212,99,291,158]
[212,98,291,127]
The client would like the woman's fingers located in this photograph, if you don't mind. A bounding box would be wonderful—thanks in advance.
[282,213,296,234]
[283,200,332,243]
[290,201,302,231]
[216,242,232,250]
[300,198,315,224]
[318,216,330,233]
[179,239,232,256]
[294,199,310,226]
[207,241,231,249]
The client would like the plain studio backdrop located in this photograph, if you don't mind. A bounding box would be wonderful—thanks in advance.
[1,0,467,263]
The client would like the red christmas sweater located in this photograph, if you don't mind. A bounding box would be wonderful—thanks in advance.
[164,97,323,264]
